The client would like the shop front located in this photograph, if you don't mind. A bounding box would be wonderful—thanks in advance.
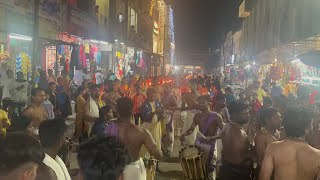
[0,0,61,80]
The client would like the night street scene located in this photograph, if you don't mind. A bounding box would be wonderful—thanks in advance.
[1,0,320,180]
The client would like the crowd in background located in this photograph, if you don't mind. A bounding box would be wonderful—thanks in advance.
[0,67,320,180]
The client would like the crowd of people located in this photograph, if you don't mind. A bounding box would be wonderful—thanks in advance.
[0,68,320,180]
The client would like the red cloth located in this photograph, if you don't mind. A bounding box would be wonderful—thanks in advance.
[253,99,262,112]
[133,94,147,114]
[65,59,70,73]
[309,90,319,105]
[68,0,77,6]
[80,45,87,68]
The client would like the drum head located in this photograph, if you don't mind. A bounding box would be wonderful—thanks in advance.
[181,147,200,159]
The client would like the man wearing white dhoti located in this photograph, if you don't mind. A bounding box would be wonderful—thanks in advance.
[180,83,200,146]
[103,97,163,180]
[84,85,101,134]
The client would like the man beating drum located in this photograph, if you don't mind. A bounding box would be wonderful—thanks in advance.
[180,95,224,180]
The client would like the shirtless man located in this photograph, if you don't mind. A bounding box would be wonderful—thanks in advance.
[218,101,253,180]
[255,107,281,176]
[104,97,163,180]
[181,95,224,180]
[151,77,163,100]
[181,82,200,145]
[103,80,121,118]
[212,93,230,123]
[259,107,320,180]
[161,85,179,157]
[23,88,48,132]
[211,93,230,172]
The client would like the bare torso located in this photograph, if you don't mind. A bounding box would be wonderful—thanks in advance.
[213,107,228,123]
[23,105,48,128]
[255,129,279,166]
[116,122,161,161]
[181,92,198,110]
[194,112,222,137]
[267,140,320,180]
[221,123,252,165]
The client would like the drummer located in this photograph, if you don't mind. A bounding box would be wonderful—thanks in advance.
[161,84,179,157]
[180,95,224,180]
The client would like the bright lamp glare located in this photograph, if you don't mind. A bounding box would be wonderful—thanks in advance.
[89,39,99,43]
[99,41,108,44]
[9,33,32,41]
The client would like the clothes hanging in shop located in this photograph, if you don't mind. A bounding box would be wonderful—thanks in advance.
[80,45,87,69]
[84,43,90,54]
[71,46,80,69]
[96,52,101,65]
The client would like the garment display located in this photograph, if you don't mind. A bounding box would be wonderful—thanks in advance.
[96,52,102,65]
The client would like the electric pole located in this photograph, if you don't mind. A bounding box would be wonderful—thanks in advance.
[32,0,40,87]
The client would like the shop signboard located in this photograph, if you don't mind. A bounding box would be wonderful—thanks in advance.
[39,0,61,27]
[67,7,97,38]
[0,0,33,16]
[0,0,61,27]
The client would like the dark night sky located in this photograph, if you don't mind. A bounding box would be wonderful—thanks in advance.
[175,0,242,52]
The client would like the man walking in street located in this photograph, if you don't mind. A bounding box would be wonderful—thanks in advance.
[104,97,163,180]
[259,107,320,180]
[218,101,253,180]
[23,88,48,132]
[181,95,224,180]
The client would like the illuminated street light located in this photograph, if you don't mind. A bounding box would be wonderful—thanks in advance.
[89,39,99,43]
[115,39,118,42]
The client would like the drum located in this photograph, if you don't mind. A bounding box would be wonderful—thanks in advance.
[144,158,157,180]
[179,145,207,180]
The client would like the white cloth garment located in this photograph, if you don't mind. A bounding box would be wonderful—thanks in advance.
[88,96,100,134]
[182,110,199,146]
[2,78,14,99]
[10,81,29,103]
[95,72,104,85]
[43,154,71,180]
[123,158,147,180]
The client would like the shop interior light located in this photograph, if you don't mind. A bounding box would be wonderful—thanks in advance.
[115,39,118,42]
[89,39,99,43]
[99,41,108,44]
[253,61,256,65]
[120,42,124,45]
[9,33,32,41]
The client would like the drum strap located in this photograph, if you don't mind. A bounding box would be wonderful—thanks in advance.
[202,112,217,134]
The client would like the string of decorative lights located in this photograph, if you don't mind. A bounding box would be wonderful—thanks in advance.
[169,6,175,65]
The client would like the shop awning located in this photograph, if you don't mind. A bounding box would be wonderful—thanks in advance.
[298,51,320,69]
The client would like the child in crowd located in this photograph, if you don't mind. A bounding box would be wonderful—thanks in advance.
[0,100,10,137]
